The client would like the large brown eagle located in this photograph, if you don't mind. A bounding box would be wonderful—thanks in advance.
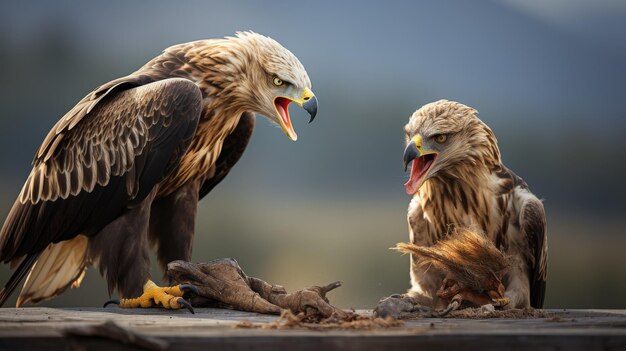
[394,100,547,311]
[0,32,318,310]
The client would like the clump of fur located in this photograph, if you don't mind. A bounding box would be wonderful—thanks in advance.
[394,228,510,292]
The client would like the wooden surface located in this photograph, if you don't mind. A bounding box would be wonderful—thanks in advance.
[0,307,625,350]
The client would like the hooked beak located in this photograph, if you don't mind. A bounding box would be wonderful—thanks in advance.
[301,95,318,123]
[273,87,318,141]
[403,141,420,172]
[403,135,438,195]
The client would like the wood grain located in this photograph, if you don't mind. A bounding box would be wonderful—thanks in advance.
[0,308,624,350]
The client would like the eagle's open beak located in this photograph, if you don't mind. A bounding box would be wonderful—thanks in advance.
[403,141,420,172]
[273,87,317,141]
[403,135,438,195]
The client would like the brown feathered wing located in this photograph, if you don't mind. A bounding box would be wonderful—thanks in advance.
[520,198,548,308]
[0,77,202,306]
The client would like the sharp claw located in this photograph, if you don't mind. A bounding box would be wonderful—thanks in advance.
[437,303,455,317]
[103,299,120,308]
[179,284,199,296]
[437,299,461,317]
[177,298,195,314]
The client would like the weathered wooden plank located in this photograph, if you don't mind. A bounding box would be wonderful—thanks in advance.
[2,334,626,351]
[0,308,624,350]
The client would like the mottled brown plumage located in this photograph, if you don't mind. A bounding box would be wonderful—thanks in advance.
[0,32,318,306]
[402,100,547,310]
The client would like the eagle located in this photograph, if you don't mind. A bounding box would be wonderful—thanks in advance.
[0,32,318,310]
[399,100,547,310]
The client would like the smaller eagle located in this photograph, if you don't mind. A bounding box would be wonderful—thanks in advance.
[399,100,547,310]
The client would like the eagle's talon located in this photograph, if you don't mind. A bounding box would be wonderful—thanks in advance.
[179,284,199,296]
[437,298,461,317]
[103,299,120,308]
[106,280,197,312]
[177,298,195,314]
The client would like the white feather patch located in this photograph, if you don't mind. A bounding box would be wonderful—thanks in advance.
[17,235,89,307]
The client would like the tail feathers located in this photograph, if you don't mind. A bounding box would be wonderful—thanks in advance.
[0,252,41,307]
[16,235,89,307]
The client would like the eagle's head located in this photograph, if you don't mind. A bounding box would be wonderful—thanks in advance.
[225,32,317,141]
[402,100,500,195]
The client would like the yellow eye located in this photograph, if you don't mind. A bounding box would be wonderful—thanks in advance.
[434,134,447,143]
[273,77,284,86]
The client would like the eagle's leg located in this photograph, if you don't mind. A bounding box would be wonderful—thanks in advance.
[148,180,200,283]
[102,180,202,313]
[105,280,198,313]
[502,268,531,309]
[91,187,198,313]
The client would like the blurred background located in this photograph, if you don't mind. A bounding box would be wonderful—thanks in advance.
[0,0,625,309]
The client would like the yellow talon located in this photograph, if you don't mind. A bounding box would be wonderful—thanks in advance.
[162,284,185,297]
[106,280,195,313]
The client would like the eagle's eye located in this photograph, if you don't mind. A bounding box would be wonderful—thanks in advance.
[434,134,448,143]
[273,77,284,86]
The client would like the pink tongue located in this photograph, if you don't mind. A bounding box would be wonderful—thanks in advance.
[276,103,287,124]
[404,160,420,195]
